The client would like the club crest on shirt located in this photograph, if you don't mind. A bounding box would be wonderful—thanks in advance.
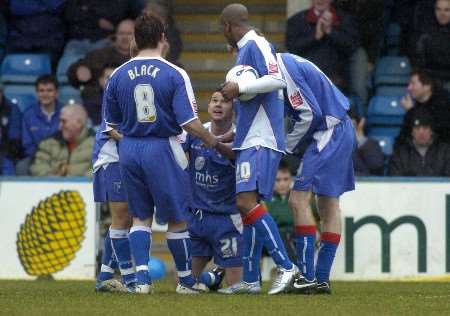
[290,91,304,109]
[268,62,279,74]
[195,156,206,171]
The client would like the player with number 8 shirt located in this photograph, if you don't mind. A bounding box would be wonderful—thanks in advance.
[103,13,229,294]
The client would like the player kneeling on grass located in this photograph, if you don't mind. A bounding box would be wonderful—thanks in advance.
[277,53,356,294]
[181,91,243,291]
[93,120,137,293]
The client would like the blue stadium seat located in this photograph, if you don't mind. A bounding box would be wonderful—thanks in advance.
[374,56,411,86]
[56,53,84,84]
[371,135,394,156]
[3,85,37,112]
[1,54,51,84]
[376,85,407,96]
[59,85,82,105]
[367,96,405,126]
[368,126,401,139]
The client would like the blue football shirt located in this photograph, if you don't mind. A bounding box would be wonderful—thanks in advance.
[104,56,197,138]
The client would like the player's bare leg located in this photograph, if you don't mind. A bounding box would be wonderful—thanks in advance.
[167,221,199,294]
[316,196,341,234]
[192,256,210,281]
[314,195,342,294]
[109,202,131,230]
[224,267,242,286]
[289,190,318,293]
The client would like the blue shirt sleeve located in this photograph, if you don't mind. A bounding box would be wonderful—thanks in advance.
[171,70,198,126]
[103,78,122,126]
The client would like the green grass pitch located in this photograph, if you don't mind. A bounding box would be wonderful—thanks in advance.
[1,280,450,316]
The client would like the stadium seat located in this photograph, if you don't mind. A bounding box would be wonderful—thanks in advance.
[1,54,51,84]
[374,56,411,87]
[3,85,37,112]
[376,85,407,97]
[371,135,394,156]
[367,96,405,126]
[58,85,82,105]
[368,126,401,138]
[56,54,84,84]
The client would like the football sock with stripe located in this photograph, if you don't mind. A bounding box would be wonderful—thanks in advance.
[243,204,293,270]
[295,225,316,281]
[128,226,152,285]
[316,232,341,283]
[242,224,263,283]
[166,230,195,287]
[98,229,118,282]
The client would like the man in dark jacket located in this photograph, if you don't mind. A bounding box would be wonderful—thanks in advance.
[398,69,450,145]
[286,0,359,91]
[63,0,142,55]
[389,111,450,176]
[67,19,133,90]
[414,0,450,84]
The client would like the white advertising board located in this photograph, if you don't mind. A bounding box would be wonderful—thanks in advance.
[0,178,96,280]
[335,179,450,280]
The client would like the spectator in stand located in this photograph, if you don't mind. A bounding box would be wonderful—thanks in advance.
[30,104,94,177]
[82,64,116,126]
[144,2,182,65]
[350,111,384,176]
[263,160,296,261]
[414,0,450,86]
[22,75,62,159]
[67,19,134,91]
[6,0,66,67]
[397,70,450,145]
[389,110,450,177]
[63,0,142,56]
[393,0,433,55]
[286,0,359,92]
[0,83,22,175]
[335,0,384,104]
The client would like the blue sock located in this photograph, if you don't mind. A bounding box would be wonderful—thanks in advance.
[98,230,117,282]
[245,205,293,270]
[315,232,340,283]
[166,230,195,287]
[127,226,152,285]
[295,225,316,281]
[242,224,263,283]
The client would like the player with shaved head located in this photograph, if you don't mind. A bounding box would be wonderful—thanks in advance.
[218,4,298,295]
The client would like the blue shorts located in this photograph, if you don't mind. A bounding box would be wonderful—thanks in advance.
[93,162,127,202]
[235,147,282,200]
[119,136,191,223]
[293,117,356,197]
[188,210,243,268]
